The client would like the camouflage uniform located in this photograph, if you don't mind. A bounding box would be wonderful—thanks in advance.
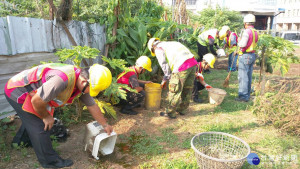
[166,66,196,117]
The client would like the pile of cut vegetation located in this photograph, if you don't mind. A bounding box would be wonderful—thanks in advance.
[252,79,300,136]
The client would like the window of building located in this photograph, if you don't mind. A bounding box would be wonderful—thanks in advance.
[185,0,197,5]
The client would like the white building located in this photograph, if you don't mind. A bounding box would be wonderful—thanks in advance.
[275,0,300,31]
[163,0,300,31]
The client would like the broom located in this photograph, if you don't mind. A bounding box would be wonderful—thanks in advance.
[223,47,239,88]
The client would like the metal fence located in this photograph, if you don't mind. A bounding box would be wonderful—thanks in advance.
[0,16,106,119]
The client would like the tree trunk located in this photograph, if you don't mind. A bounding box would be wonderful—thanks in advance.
[111,0,120,51]
[259,46,266,95]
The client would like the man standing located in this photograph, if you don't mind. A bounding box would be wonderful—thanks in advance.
[236,14,259,102]
[197,28,220,73]
[192,53,214,103]
[4,63,113,168]
[219,25,239,72]
[147,38,197,119]
[117,56,152,115]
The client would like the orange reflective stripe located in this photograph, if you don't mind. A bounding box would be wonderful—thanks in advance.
[22,94,54,119]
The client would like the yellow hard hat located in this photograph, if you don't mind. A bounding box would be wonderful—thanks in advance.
[89,64,112,97]
[136,56,152,72]
[203,53,216,68]
[147,38,160,56]
[244,14,256,23]
[219,26,230,40]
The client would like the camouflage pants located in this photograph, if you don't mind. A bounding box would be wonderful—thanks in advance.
[166,66,196,117]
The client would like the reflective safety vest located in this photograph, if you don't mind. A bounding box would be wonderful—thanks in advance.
[225,32,238,47]
[241,28,258,53]
[6,63,78,119]
[157,42,194,73]
[198,29,218,46]
[197,62,203,74]
[116,67,137,88]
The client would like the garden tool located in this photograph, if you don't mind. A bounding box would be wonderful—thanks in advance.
[223,46,240,88]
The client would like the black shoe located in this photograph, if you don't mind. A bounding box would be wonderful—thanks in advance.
[121,108,138,115]
[41,158,73,168]
[203,69,211,74]
[235,97,249,102]
[193,97,202,103]
[178,112,185,116]
[160,112,176,119]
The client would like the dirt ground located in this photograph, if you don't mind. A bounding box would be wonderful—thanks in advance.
[2,47,300,169]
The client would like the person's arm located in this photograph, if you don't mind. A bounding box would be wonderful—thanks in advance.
[199,79,212,89]
[32,75,67,131]
[31,94,55,131]
[129,75,144,92]
[138,79,152,84]
[155,48,171,81]
[238,30,249,48]
[87,104,113,135]
[208,38,218,55]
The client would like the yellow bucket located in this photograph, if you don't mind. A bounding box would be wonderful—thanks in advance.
[145,83,162,110]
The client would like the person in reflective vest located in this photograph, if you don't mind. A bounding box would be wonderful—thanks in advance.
[117,56,153,115]
[148,38,197,119]
[4,63,113,168]
[192,53,215,103]
[197,28,220,74]
[235,14,259,102]
[219,25,239,72]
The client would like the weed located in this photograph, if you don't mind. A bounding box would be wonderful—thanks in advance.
[157,127,179,148]
[50,135,60,153]
[202,122,259,134]
[179,137,192,149]
[139,162,153,169]
[159,159,198,169]
[129,130,166,157]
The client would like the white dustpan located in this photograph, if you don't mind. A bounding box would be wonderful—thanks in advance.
[84,121,117,160]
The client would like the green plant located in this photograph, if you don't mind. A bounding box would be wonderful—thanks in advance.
[160,159,198,169]
[129,130,166,157]
[157,127,179,148]
[256,34,299,75]
[55,46,99,67]
[198,6,243,32]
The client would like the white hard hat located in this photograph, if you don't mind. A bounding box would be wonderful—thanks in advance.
[244,14,256,23]
[219,26,230,40]
[147,38,160,56]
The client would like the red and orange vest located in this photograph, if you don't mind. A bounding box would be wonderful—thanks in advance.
[116,67,137,88]
[225,31,238,47]
[241,28,258,53]
[6,63,80,119]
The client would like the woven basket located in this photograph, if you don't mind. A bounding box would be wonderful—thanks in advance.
[191,132,250,169]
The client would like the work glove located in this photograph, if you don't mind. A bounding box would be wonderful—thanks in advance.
[197,73,204,81]
[161,80,167,89]
[205,84,213,90]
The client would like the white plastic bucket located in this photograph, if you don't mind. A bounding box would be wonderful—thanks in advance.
[84,121,117,160]
[216,49,226,57]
